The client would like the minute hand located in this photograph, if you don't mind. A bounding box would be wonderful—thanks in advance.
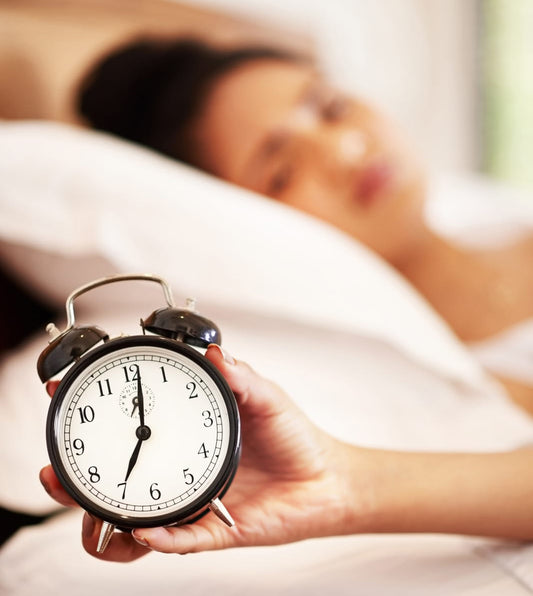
[136,371,145,427]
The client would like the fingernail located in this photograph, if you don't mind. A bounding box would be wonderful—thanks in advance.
[132,530,149,547]
[46,380,60,397]
[208,343,235,365]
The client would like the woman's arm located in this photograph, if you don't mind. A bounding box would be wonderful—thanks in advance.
[348,446,533,540]
[0,0,310,121]
[40,344,533,561]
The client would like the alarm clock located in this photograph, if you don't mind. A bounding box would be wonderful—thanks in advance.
[37,274,241,554]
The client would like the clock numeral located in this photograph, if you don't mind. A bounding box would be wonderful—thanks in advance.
[97,378,112,397]
[149,483,161,500]
[160,366,168,383]
[186,381,198,399]
[72,438,85,456]
[202,410,214,427]
[117,482,127,500]
[77,405,95,424]
[197,443,209,459]
[183,468,194,486]
[123,364,139,383]
[88,466,100,483]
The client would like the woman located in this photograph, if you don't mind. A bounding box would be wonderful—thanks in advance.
[39,38,533,560]
[77,38,533,409]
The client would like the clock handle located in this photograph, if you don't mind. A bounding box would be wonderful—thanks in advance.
[65,274,175,330]
[37,275,176,382]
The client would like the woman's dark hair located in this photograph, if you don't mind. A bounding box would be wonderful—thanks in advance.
[78,38,300,166]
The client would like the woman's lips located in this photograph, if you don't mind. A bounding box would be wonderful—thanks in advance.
[354,160,395,208]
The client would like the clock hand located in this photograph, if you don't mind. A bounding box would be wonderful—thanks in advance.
[130,396,138,418]
[124,370,151,482]
[124,437,143,482]
[136,370,145,427]
[124,425,152,482]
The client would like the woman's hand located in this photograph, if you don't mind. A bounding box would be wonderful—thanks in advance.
[43,343,533,559]
[40,345,366,561]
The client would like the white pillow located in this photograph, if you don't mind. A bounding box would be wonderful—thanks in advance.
[0,120,484,386]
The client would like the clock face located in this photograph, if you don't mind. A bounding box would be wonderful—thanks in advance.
[47,336,240,527]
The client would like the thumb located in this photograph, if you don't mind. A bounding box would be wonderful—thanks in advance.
[205,344,292,419]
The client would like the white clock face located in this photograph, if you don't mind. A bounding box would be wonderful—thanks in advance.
[48,340,238,525]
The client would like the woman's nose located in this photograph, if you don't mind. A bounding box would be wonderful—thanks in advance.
[336,129,368,163]
[306,126,369,181]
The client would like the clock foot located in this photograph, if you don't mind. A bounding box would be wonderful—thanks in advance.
[96,520,116,554]
[209,498,235,527]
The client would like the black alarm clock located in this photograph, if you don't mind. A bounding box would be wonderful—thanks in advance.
[37,274,241,553]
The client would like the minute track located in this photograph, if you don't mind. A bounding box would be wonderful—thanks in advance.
[48,336,238,525]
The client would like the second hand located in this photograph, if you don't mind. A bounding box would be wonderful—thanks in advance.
[124,367,151,482]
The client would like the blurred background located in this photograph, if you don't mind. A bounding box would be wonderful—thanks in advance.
[186,0,533,192]
[0,0,532,189]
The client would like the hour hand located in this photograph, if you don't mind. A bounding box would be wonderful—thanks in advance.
[124,425,152,482]
[124,437,143,482]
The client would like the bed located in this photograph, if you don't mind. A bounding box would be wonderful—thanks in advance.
[1,121,533,595]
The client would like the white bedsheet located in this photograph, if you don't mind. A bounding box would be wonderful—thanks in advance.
[1,302,533,596]
[2,511,531,596]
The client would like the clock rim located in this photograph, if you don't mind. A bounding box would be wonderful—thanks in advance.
[46,335,241,529]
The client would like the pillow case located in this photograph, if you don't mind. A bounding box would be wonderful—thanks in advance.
[0,120,484,386]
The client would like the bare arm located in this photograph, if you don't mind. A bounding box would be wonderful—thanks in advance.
[348,446,533,540]
[0,0,311,121]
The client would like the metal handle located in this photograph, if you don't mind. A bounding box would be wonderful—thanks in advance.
[64,273,175,329]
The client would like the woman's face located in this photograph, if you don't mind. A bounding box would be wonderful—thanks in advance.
[192,59,427,263]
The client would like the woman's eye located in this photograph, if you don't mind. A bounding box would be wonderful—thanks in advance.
[321,95,352,122]
[266,164,294,196]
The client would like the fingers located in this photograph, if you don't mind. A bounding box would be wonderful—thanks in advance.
[82,514,149,562]
[40,465,79,508]
[131,516,240,554]
[205,344,292,417]
[40,466,149,562]
[46,380,60,397]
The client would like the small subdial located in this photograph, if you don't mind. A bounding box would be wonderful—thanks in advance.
[119,382,155,419]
